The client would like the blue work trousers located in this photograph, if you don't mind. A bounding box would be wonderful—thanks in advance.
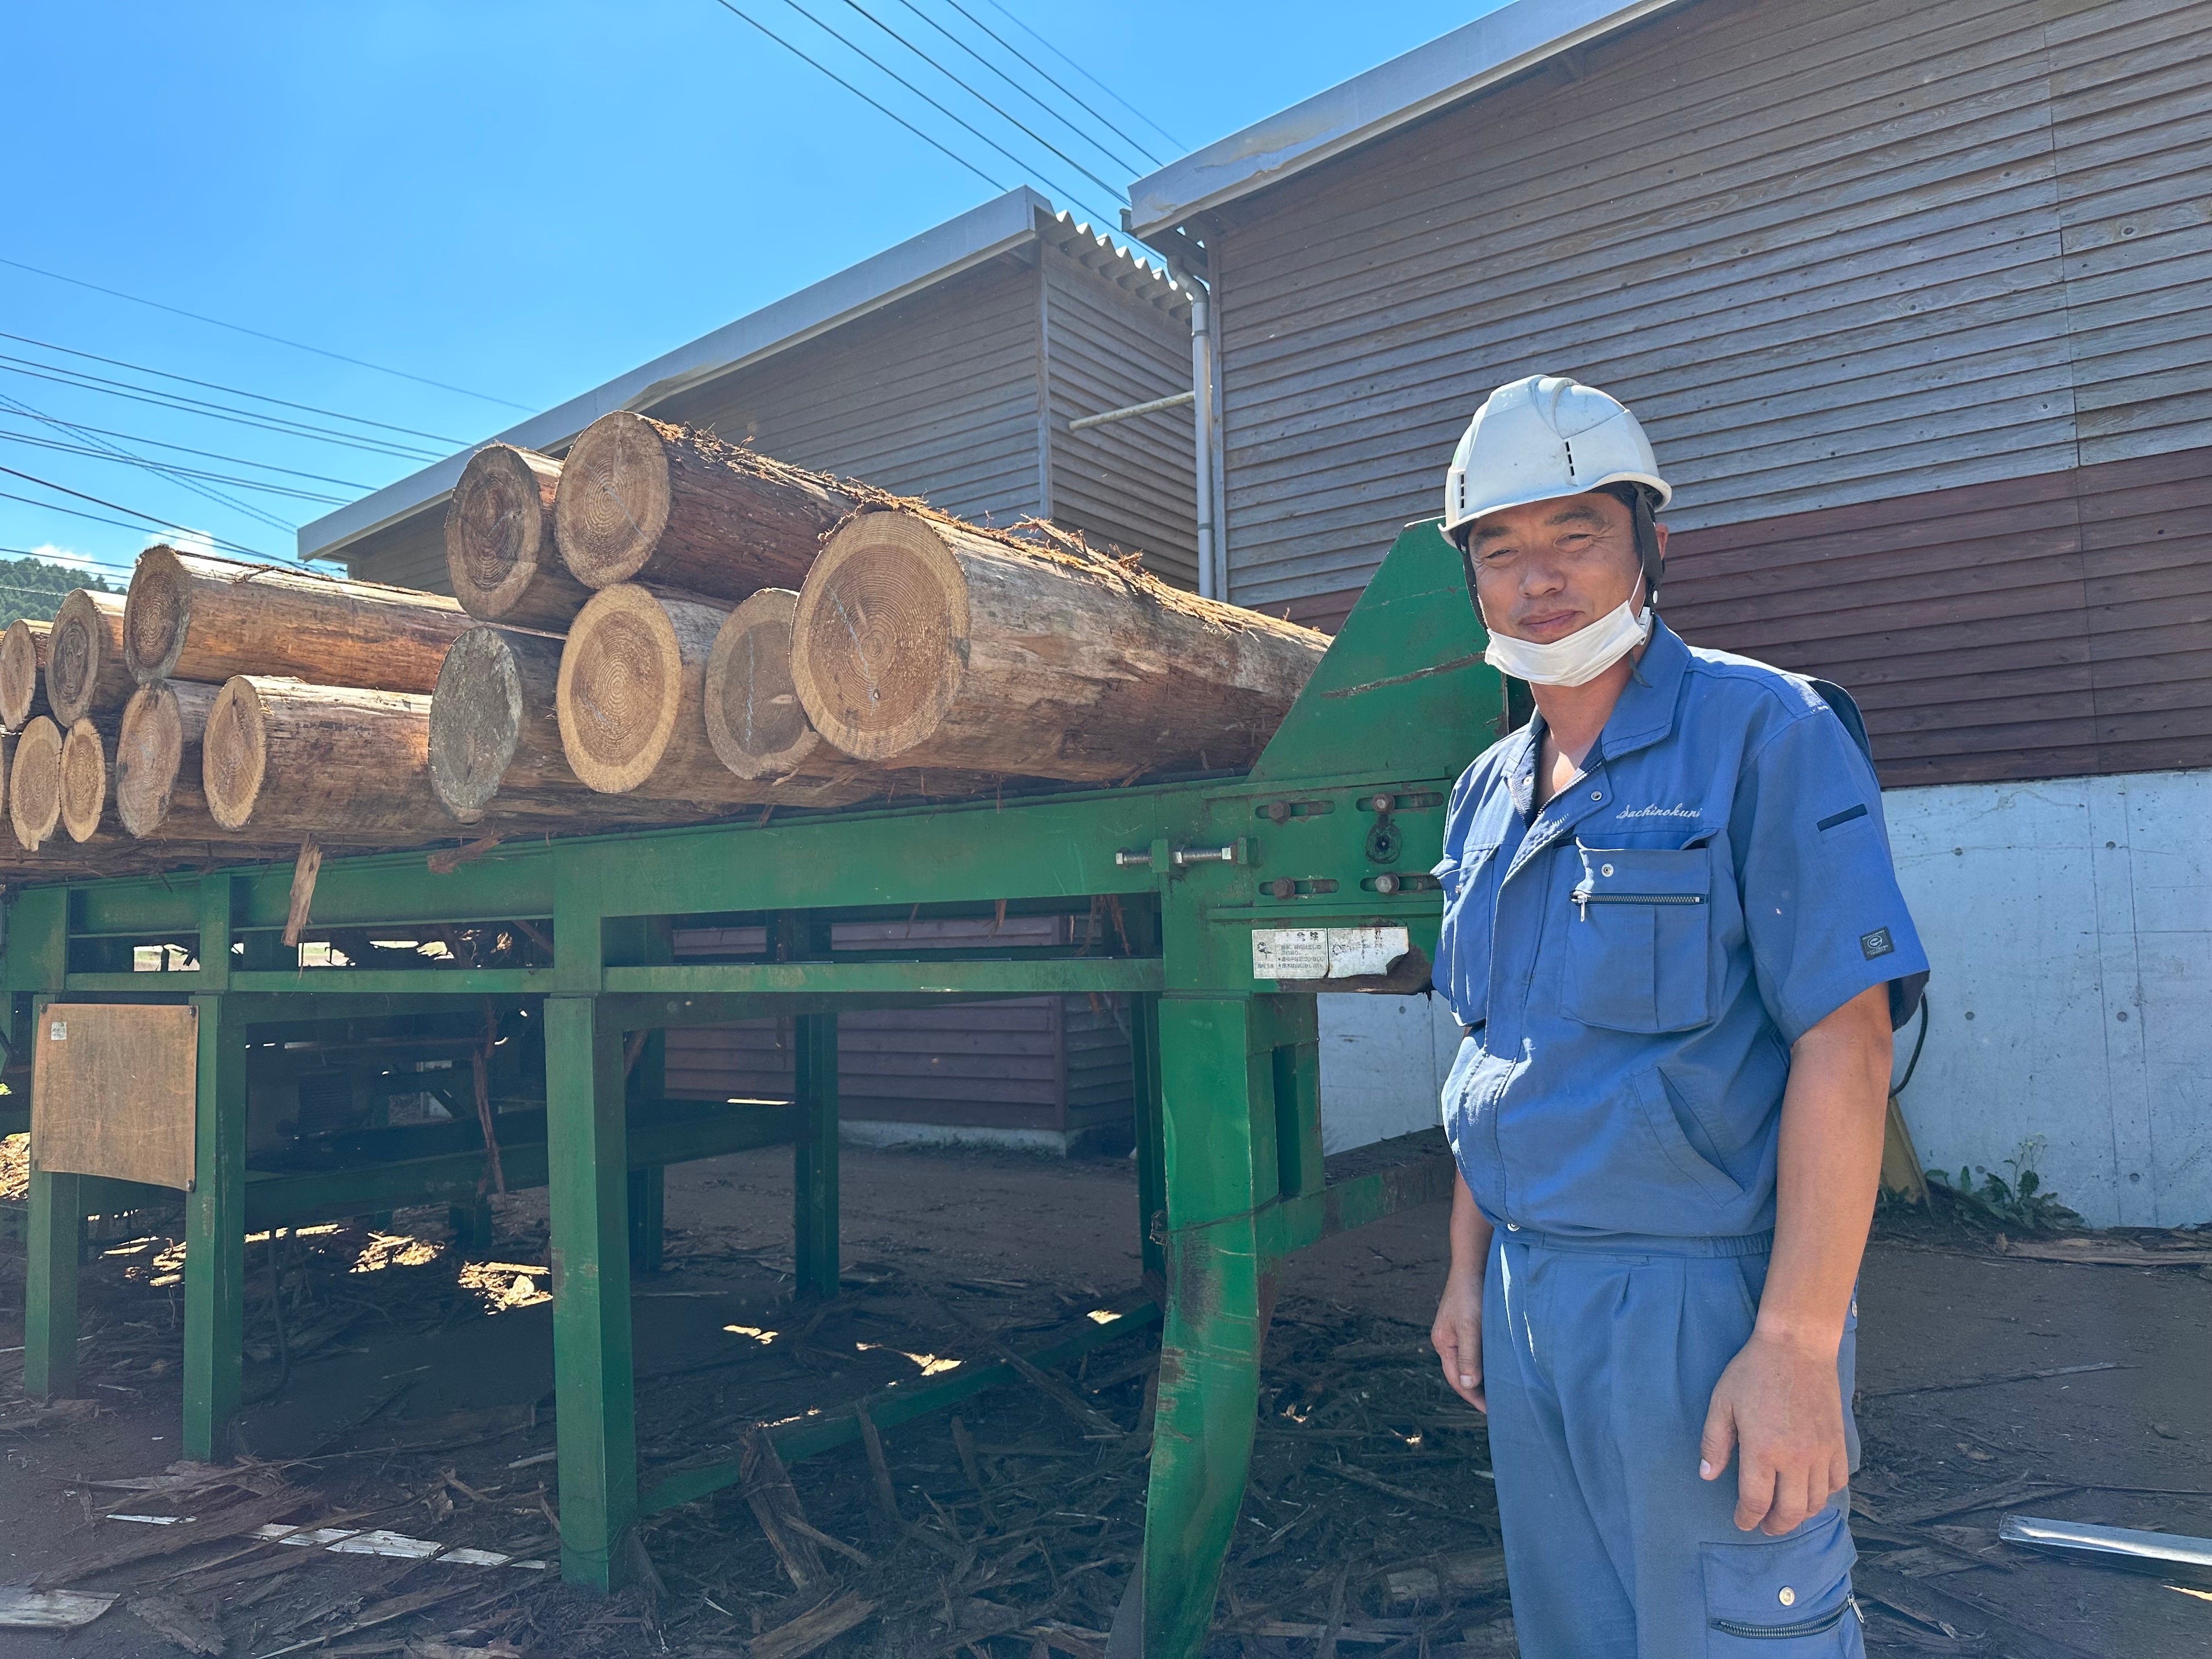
[1483,1229,1865,1657]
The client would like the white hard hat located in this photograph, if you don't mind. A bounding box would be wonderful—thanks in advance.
[1443,374,1671,539]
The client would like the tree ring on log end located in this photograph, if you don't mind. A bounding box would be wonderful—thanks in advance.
[430,628,524,822]
[202,677,268,831]
[705,589,817,779]
[10,716,63,851]
[123,544,192,683]
[447,446,550,617]
[58,718,107,843]
[791,512,968,762]
[116,683,184,837]
[0,620,43,731]
[558,586,681,793]
[48,589,108,727]
[554,412,672,589]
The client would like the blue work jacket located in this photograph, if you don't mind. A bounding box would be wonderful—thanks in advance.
[1432,619,1928,1239]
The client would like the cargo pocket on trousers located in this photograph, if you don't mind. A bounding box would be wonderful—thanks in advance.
[1561,845,1713,1032]
[1701,1504,1864,1653]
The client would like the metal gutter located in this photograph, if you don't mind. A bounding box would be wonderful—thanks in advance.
[300,187,1070,562]
[1126,0,1684,239]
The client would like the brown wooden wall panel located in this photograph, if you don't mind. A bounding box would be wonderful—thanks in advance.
[1276,446,2212,788]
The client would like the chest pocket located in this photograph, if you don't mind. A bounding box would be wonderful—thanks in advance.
[1435,843,1500,1029]
[1563,843,1714,1033]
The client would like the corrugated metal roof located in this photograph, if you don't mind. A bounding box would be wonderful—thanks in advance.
[299,188,1179,562]
[1125,0,1683,239]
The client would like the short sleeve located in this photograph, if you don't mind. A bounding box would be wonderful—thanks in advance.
[1732,709,1930,1046]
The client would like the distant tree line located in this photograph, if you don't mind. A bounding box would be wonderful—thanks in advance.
[0,555,118,630]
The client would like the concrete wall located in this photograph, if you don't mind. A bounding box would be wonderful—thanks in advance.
[1315,766,2212,1227]
[1885,766,2211,1229]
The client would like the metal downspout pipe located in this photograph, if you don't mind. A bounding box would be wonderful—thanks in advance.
[1188,289,1224,600]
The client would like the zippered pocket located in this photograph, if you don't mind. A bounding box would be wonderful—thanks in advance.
[1561,845,1714,1032]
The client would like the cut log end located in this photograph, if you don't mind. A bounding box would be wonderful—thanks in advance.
[201,677,268,832]
[429,628,526,821]
[115,683,187,837]
[788,512,968,762]
[58,719,107,843]
[704,589,821,778]
[122,543,192,683]
[0,619,48,732]
[48,588,131,727]
[9,716,63,851]
[445,445,580,624]
[556,586,693,793]
[553,412,672,589]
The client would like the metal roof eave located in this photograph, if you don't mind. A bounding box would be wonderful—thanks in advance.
[1126,0,1683,240]
[300,186,1077,563]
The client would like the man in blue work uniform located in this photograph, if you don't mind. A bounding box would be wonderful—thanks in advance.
[1426,376,1928,1657]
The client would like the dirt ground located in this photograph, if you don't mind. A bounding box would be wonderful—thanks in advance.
[1,1141,2207,1658]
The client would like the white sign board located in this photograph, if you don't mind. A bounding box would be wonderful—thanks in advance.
[1251,925,1411,982]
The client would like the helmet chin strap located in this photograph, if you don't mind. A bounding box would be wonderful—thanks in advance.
[1631,488,1664,612]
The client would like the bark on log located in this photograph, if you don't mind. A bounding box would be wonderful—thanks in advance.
[0,619,52,732]
[10,717,63,851]
[429,626,724,826]
[123,545,474,690]
[48,589,134,727]
[444,445,592,628]
[703,588,999,802]
[558,585,876,807]
[790,509,1329,780]
[201,678,457,836]
[553,412,858,601]
[59,715,122,843]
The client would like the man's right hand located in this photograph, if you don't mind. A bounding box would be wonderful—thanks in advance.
[1431,1270,1486,1411]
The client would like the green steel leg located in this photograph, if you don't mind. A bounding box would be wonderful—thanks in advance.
[24,1170,83,1400]
[1129,991,1166,1284]
[627,1166,665,1273]
[448,1200,496,1255]
[183,993,248,1462]
[1136,995,1303,1659]
[545,995,636,1591]
[792,1011,838,1300]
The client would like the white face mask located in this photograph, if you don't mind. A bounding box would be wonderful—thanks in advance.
[1481,584,1653,687]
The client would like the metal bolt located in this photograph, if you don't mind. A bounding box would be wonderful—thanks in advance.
[1265,801,1290,824]
[1269,878,1296,900]
[1374,873,1399,894]
[1369,793,1394,812]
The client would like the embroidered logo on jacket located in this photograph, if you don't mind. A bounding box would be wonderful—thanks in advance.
[1615,803,1701,821]
[1860,928,1894,960]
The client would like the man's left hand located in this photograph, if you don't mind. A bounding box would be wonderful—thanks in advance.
[1697,1329,1850,1535]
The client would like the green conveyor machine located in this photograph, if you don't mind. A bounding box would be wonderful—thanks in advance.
[9,522,1499,1659]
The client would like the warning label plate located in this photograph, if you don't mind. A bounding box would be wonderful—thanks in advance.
[1251,925,1411,982]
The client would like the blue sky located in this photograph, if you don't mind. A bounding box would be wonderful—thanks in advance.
[1,2,1501,588]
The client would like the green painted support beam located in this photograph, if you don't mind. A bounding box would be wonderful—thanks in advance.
[183,993,248,1461]
[544,996,636,1592]
[792,1012,838,1301]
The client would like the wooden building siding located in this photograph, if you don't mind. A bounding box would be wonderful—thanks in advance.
[1194,0,2209,787]
[1044,250,1201,588]
[336,217,1197,597]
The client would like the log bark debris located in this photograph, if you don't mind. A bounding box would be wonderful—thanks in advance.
[47,589,134,727]
[553,412,861,601]
[123,546,473,691]
[790,509,1328,780]
[444,444,592,628]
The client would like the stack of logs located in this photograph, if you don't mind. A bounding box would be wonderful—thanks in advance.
[0,412,1328,877]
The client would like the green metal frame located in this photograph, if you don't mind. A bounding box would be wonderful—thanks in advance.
[8,522,1498,1653]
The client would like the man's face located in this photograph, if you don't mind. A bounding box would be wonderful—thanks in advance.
[1462,489,1665,643]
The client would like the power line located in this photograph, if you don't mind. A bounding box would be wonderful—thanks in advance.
[889,0,1146,176]
[0,491,268,559]
[776,0,1125,229]
[0,332,472,446]
[0,548,140,580]
[707,0,1007,192]
[0,416,372,491]
[835,0,1133,203]
[0,467,276,557]
[0,361,444,463]
[972,0,1185,154]
[940,0,1168,168]
[0,256,534,413]
[0,390,297,537]
[0,431,348,505]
